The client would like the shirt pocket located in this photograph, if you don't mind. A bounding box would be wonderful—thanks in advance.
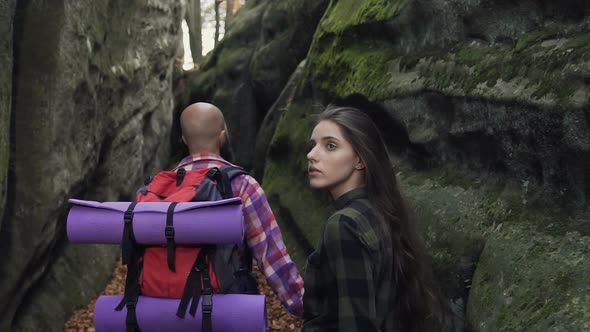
[303,250,323,319]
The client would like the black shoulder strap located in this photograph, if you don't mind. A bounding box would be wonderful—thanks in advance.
[197,165,247,201]
[219,165,247,181]
[217,165,246,199]
[218,166,253,271]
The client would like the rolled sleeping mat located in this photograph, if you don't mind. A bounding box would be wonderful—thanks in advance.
[94,295,267,332]
[67,197,243,245]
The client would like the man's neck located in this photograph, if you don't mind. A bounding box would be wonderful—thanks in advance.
[189,149,220,156]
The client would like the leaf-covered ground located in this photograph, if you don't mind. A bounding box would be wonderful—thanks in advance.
[63,258,302,332]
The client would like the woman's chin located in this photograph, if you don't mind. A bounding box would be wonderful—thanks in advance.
[309,179,324,189]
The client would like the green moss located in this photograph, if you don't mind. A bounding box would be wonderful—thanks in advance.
[321,0,408,34]
[467,224,590,331]
[310,4,589,110]
[514,30,555,52]
[308,36,397,100]
[563,33,590,50]
[413,32,590,109]
[456,46,493,67]
[393,164,590,317]
[400,168,512,299]
[301,0,410,100]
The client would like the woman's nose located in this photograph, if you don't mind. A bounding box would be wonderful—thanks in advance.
[307,146,317,161]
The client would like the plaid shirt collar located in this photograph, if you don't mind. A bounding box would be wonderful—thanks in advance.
[173,152,242,170]
[333,187,368,210]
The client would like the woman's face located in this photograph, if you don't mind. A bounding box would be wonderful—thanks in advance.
[307,120,365,199]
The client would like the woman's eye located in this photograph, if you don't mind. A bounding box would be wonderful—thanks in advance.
[327,143,337,150]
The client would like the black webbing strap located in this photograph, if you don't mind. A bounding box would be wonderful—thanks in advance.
[189,251,209,317]
[124,298,141,332]
[218,169,233,199]
[199,268,213,332]
[176,168,186,186]
[177,250,208,318]
[191,247,213,332]
[115,243,144,332]
[166,202,178,272]
[116,246,143,309]
[121,202,138,265]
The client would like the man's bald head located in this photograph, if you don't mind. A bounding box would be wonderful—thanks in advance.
[180,102,226,155]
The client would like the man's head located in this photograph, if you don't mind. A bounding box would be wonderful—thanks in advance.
[180,102,227,155]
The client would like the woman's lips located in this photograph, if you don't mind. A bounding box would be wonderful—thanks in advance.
[308,166,321,176]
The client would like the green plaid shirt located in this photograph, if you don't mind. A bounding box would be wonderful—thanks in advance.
[302,188,397,332]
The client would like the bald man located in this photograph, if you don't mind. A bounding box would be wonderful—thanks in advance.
[174,102,304,316]
[180,103,227,156]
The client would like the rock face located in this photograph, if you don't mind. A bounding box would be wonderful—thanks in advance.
[179,0,329,170]
[258,0,590,330]
[0,0,15,233]
[1,1,184,331]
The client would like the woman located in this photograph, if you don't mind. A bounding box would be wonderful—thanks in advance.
[302,105,444,332]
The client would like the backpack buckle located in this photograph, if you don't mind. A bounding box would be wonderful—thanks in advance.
[124,210,134,223]
[165,226,175,239]
[201,293,213,314]
[126,300,137,310]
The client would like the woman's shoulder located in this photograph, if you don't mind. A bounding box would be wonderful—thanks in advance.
[325,204,380,252]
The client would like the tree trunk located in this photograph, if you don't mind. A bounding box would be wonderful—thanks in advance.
[214,0,222,46]
[185,0,202,62]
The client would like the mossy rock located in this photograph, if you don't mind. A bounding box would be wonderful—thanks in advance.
[467,223,590,331]
[306,0,589,110]
[0,0,15,225]
[263,101,331,268]
[305,0,407,102]
[400,169,514,300]
[319,0,408,34]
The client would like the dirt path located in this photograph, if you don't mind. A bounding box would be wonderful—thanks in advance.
[63,258,301,331]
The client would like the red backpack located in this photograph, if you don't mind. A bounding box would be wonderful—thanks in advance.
[116,166,258,332]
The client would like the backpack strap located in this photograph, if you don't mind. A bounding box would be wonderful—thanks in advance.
[217,166,254,271]
[176,246,215,330]
[197,247,214,332]
[177,249,205,318]
[162,167,187,272]
[192,166,245,201]
[176,168,186,186]
[117,202,144,332]
[219,165,247,197]
[121,202,138,265]
[165,202,178,272]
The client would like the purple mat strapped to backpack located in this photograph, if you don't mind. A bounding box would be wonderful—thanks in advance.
[94,295,267,332]
[66,197,244,245]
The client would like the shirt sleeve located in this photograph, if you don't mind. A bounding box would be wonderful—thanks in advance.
[237,175,304,316]
[323,214,379,332]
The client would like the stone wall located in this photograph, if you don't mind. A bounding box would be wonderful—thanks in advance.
[261,0,590,330]
[0,1,184,330]
[0,0,15,234]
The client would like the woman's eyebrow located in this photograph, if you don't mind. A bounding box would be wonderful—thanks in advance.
[320,136,340,141]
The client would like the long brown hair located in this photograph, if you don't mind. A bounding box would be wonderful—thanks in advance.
[317,105,445,331]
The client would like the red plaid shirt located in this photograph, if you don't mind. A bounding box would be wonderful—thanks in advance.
[173,153,304,316]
